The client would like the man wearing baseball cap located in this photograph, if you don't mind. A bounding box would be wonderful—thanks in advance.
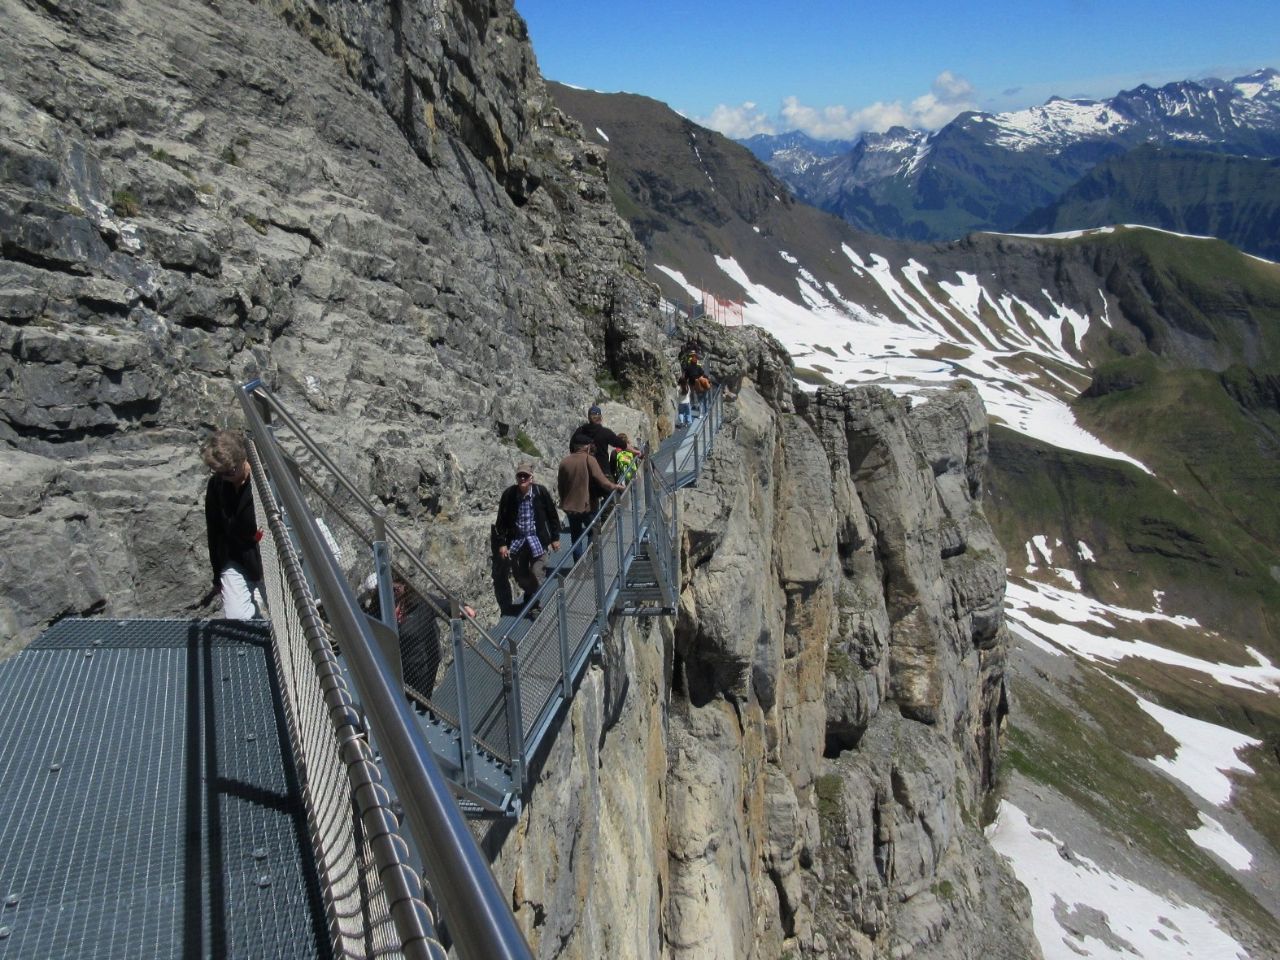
[493,462,561,613]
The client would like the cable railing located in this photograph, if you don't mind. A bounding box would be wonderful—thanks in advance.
[239,381,532,960]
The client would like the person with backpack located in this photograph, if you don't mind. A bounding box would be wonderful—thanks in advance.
[682,354,712,416]
[493,462,561,613]
[573,404,642,478]
[610,433,638,483]
[680,337,703,368]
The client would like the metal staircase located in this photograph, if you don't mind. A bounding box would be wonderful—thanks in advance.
[236,381,726,818]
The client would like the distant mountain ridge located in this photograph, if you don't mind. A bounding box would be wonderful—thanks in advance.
[1017,145,1280,260]
[544,89,1280,957]
[748,69,1280,252]
[740,130,854,177]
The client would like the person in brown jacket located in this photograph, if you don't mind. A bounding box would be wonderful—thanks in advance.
[558,435,623,561]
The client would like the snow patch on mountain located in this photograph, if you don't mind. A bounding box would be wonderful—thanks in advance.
[1005,578,1280,693]
[904,140,932,175]
[983,227,1116,240]
[1188,813,1254,871]
[1130,689,1261,806]
[986,98,1133,151]
[987,801,1251,960]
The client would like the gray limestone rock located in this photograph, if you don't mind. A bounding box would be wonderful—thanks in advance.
[0,0,668,647]
[1,4,1035,958]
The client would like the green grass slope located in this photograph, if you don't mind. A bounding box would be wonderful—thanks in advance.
[1019,146,1280,262]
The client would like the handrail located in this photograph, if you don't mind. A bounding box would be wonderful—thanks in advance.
[245,385,506,657]
[238,381,533,960]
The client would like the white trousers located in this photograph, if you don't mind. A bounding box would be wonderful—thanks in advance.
[220,563,266,620]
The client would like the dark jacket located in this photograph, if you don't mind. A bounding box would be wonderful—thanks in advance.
[399,593,452,696]
[205,475,263,587]
[495,483,561,551]
[574,421,626,477]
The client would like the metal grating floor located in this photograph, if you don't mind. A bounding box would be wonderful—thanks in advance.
[0,619,330,960]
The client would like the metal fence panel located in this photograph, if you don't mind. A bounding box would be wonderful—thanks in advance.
[250,442,440,960]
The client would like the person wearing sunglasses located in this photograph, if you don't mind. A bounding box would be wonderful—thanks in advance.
[200,429,266,619]
[493,462,561,613]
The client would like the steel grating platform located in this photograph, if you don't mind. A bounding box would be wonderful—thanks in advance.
[0,619,330,960]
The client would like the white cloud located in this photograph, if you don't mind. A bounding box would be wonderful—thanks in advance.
[698,101,776,138]
[700,71,977,140]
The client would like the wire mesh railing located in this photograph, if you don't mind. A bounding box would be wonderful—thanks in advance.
[239,382,532,960]
[247,437,444,960]
[237,380,723,823]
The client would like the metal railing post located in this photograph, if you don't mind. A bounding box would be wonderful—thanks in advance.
[556,582,571,696]
[372,508,397,633]
[671,464,681,594]
[593,536,608,638]
[615,507,625,582]
[451,619,476,789]
[631,470,642,543]
[503,648,525,794]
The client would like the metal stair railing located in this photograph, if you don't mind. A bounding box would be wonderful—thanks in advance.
[653,385,724,489]
[504,460,653,777]
[239,381,533,960]
[239,386,518,794]
[235,379,725,824]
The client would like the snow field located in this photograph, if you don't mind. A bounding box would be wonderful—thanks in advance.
[658,247,1152,470]
[987,801,1250,960]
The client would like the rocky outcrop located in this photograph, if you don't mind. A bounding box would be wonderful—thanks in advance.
[1,4,1033,957]
[494,326,1036,959]
[0,0,664,655]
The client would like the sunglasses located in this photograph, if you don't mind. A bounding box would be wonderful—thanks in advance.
[516,472,532,481]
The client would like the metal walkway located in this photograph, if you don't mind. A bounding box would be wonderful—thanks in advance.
[0,384,726,959]
[0,619,329,960]
[241,382,726,817]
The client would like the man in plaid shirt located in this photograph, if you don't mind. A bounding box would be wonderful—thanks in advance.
[494,461,561,613]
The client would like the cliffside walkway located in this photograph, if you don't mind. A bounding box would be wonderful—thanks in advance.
[0,383,725,960]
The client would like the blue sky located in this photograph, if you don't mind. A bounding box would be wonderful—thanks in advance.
[514,0,1280,139]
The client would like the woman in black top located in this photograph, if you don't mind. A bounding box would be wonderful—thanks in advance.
[201,430,265,619]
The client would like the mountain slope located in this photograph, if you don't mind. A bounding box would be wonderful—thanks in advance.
[1018,145,1280,261]
[551,84,1280,958]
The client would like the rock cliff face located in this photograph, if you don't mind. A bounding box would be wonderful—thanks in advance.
[494,325,1036,959]
[0,2,1033,956]
[0,0,662,653]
